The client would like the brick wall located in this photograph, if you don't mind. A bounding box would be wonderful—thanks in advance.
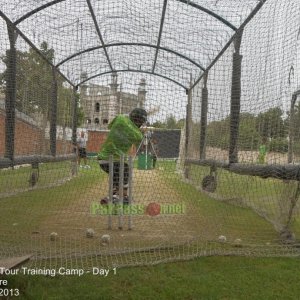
[0,112,137,158]
[0,111,73,157]
[86,130,109,153]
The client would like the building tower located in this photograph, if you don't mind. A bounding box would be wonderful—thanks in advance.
[109,72,119,93]
[79,72,91,126]
[108,73,119,122]
[138,78,146,108]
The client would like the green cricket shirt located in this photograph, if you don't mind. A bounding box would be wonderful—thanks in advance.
[97,115,143,160]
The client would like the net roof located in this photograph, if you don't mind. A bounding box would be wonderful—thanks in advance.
[1,0,262,89]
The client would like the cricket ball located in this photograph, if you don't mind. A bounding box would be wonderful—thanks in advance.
[86,228,95,238]
[146,202,161,216]
[233,238,242,247]
[101,234,111,246]
[50,232,58,241]
[218,235,227,243]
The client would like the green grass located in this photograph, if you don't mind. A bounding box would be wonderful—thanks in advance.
[188,164,291,201]
[4,256,300,300]
[155,161,277,241]
[0,159,281,247]
[1,160,300,299]
[0,161,72,194]
[186,163,300,235]
[0,159,104,238]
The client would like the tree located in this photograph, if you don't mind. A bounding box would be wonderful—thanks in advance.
[151,115,185,129]
[0,41,55,115]
[0,41,84,128]
[206,113,260,150]
[206,118,229,149]
[256,107,286,141]
[165,115,178,129]
[238,113,260,150]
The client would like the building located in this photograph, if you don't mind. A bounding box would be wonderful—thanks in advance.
[80,73,147,130]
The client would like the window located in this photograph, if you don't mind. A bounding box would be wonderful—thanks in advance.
[95,102,100,112]
[103,119,108,125]
[95,118,99,124]
[87,119,91,124]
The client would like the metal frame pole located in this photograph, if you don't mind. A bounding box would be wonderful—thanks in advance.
[288,91,300,163]
[71,86,78,175]
[108,155,114,230]
[50,66,58,156]
[200,72,208,159]
[229,29,243,163]
[184,87,192,179]
[71,86,78,145]
[118,154,124,230]
[4,22,17,162]
[128,156,133,230]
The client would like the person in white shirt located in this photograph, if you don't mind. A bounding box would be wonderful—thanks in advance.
[77,131,90,168]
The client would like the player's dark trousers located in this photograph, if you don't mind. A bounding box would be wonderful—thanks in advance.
[99,162,129,190]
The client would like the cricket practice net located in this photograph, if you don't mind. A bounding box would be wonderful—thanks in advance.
[0,0,300,270]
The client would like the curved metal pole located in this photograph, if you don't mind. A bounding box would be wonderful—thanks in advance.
[190,0,267,91]
[14,0,66,25]
[14,0,237,32]
[175,0,237,31]
[152,0,168,73]
[76,69,188,90]
[86,0,113,71]
[0,11,75,88]
[56,43,205,71]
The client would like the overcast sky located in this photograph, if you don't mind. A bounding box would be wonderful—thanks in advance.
[0,0,299,123]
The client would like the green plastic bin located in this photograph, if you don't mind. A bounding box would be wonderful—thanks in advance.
[138,153,153,170]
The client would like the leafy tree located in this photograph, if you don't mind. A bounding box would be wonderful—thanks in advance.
[256,107,286,140]
[0,41,83,128]
[151,115,185,129]
[151,120,166,128]
[206,118,229,149]
[0,41,55,115]
[166,115,178,129]
[177,118,185,129]
[207,113,260,151]
[77,104,85,127]
[238,113,260,150]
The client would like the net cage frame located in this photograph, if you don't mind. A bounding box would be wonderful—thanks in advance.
[0,0,268,167]
[1,0,300,268]
[0,0,299,178]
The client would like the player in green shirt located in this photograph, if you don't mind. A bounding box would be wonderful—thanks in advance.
[98,108,147,203]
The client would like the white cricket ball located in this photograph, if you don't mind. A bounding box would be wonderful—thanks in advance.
[218,235,227,243]
[86,228,95,238]
[50,232,58,241]
[233,238,242,247]
[101,234,110,245]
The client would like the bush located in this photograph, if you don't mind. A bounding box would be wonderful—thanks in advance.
[268,138,288,153]
[292,141,300,156]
